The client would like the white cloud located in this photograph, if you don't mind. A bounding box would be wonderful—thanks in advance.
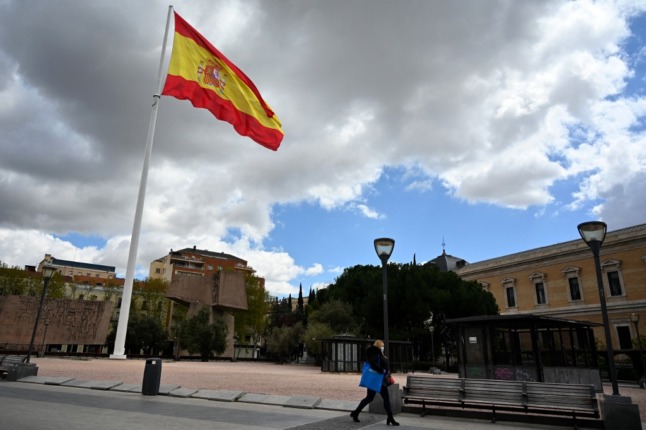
[1,1,646,296]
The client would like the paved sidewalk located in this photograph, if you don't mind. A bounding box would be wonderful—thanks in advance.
[5,356,645,429]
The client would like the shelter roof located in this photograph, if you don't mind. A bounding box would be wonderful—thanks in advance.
[446,314,601,329]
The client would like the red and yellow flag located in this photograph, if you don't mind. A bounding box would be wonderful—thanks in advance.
[162,12,283,151]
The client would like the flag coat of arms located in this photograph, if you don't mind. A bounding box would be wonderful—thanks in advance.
[162,12,283,151]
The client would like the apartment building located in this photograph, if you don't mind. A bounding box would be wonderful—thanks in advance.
[149,246,254,282]
[38,254,116,283]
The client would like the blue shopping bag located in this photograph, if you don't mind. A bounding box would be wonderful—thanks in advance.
[359,361,383,392]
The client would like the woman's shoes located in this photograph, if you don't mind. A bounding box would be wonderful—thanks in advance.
[350,410,360,422]
[386,416,400,426]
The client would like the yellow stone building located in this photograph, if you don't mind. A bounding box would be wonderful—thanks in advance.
[456,223,646,351]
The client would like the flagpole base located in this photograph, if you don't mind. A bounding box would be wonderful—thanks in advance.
[109,354,127,360]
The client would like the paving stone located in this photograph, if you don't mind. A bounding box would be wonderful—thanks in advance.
[158,384,180,395]
[260,394,291,406]
[86,380,123,390]
[42,376,75,385]
[110,383,141,392]
[316,399,356,411]
[168,387,197,397]
[15,375,47,384]
[238,393,270,404]
[61,379,91,387]
[191,389,245,402]
[284,395,322,409]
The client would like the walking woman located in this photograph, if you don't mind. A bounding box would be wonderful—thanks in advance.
[350,339,399,426]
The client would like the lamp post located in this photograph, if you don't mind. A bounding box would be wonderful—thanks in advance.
[374,237,395,358]
[27,265,56,363]
[631,313,645,388]
[578,221,619,396]
[40,319,51,357]
[424,313,435,370]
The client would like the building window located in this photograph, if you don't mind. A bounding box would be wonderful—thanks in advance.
[607,271,622,296]
[568,277,582,301]
[529,272,547,306]
[602,260,624,297]
[506,287,516,308]
[155,268,161,274]
[502,278,517,309]
[535,282,546,305]
[562,267,583,302]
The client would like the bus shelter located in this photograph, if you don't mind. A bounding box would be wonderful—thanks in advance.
[448,315,602,391]
[320,335,413,373]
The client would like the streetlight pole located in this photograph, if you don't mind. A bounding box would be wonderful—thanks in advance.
[631,313,645,388]
[40,319,51,356]
[374,238,395,358]
[27,265,56,363]
[424,312,435,371]
[430,326,436,369]
[578,221,619,396]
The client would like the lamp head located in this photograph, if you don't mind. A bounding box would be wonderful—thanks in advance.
[42,264,56,280]
[374,238,395,264]
[632,313,640,324]
[577,221,607,246]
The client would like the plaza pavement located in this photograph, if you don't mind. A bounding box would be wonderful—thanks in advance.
[2,356,645,429]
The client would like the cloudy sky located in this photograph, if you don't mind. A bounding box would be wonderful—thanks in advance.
[1,1,646,297]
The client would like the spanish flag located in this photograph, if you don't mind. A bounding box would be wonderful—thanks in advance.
[162,12,283,151]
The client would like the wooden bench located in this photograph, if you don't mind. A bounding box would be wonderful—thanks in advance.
[0,355,30,379]
[402,375,464,414]
[403,374,600,429]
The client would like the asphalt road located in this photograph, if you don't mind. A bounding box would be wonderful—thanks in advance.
[0,380,579,430]
[0,382,342,430]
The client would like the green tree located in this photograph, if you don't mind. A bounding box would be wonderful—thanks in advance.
[233,274,269,343]
[45,272,66,298]
[133,277,169,320]
[326,262,498,359]
[308,300,357,334]
[102,278,120,302]
[0,263,28,295]
[107,312,168,355]
[303,322,334,362]
[267,322,304,363]
[177,306,227,361]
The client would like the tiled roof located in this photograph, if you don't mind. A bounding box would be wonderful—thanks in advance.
[456,222,646,275]
[176,248,246,263]
[51,257,115,273]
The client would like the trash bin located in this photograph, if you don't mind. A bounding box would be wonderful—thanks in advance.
[142,357,162,395]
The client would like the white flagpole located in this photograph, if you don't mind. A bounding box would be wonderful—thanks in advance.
[110,5,174,359]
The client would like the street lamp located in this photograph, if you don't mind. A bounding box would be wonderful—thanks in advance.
[630,313,645,388]
[374,237,395,358]
[27,265,56,363]
[578,221,619,396]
